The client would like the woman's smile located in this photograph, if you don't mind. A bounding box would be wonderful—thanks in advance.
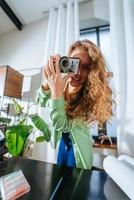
[69,75,82,87]
[71,74,81,81]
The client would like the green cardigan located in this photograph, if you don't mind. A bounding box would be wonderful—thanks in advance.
[35,86,93,169]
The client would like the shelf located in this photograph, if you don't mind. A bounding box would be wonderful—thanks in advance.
[0,65,23,99]
[93,143,117,149]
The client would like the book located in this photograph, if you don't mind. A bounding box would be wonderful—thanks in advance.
[0,170,30,200]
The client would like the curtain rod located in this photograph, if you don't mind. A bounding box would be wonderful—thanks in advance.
[43,0,90,14]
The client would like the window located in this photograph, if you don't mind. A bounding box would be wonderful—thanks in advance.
[80,28,97,45]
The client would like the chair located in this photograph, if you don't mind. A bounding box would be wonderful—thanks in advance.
[103,155,134,199]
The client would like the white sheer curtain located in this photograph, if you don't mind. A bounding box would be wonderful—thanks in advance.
[54,4,66,55]
[109,0,134,156]
[66,0,74,52]
[44,8,57,63]
[74,0,80,41]
[44,0,79,62]
[66,0,79,52]
[33,0,80,163]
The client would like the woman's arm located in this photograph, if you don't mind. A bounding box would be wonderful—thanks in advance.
[50,96,72,132]
[35,85,72,131]
[35,85,51,107]
[44,55,72,131]
[35,65,52,107]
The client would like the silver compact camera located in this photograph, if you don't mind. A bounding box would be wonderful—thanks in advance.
[59,56,80,74]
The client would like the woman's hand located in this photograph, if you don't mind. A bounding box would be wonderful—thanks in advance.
[42,81,49,91]
[44,55,71,100]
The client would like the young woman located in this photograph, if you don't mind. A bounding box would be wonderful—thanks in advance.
[36,40,114,169]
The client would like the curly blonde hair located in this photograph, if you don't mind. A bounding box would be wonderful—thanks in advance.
[64,39,114,125]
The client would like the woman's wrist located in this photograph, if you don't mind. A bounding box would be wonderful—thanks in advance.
[51,90,63,100]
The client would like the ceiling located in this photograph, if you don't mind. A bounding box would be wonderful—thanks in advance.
[0,0,91,34]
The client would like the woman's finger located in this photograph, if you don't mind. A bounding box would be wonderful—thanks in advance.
[53,54,61,60]
[55,55,61,75]
[43,62,48,79]
[45,61,51,78]
[44,68,48,80]
[63,73,73,82]
[62,73,73,89]
[49,56,56,75]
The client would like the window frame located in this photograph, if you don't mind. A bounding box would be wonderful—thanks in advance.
[80,25,110,47]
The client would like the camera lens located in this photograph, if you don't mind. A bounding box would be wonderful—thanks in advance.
[59,56,70,73]
[62,60,68,67]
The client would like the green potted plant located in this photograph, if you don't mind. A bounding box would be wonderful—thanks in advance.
[0,99,51,157]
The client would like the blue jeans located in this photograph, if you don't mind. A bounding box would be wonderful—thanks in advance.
[57,132,76,167]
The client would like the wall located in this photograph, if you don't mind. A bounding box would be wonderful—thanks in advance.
[0,18,48,70]
[79,0,109,29]
[94,0,109,21]
[0,1,109,72]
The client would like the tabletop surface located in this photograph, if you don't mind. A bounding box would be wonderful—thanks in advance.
[0,157,130,200]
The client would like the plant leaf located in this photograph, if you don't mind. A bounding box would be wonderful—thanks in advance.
[12,98,23,114]
[18,118,26,125]
[36,136,46,142]
[6,125,33,156]
[30,114,51,142]
[0,117,11,124]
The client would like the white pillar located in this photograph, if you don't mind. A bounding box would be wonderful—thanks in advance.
[54,4,66,56]
[74,0,80,41]
[109,0,127,155]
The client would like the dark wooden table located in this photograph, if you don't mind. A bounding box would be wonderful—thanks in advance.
[0,158,130,200]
